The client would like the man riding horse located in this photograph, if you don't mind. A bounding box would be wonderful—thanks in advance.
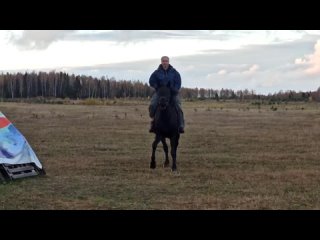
[148,56,185,133]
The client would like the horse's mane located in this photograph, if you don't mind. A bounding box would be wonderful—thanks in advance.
[157,86,174,104]
[157,86,171,97]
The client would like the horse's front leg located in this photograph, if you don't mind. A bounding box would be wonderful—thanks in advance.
[150,134,161,169]
[161,137,169,168]
[170,135,180,171]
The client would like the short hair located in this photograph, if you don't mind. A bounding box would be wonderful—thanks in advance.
[161,56,169,61]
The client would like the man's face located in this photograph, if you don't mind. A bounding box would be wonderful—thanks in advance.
[161,57,169,70]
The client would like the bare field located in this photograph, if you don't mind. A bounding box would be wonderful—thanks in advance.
[1,100,320,209]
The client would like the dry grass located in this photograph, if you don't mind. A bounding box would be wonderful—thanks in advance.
[1,100,320,209]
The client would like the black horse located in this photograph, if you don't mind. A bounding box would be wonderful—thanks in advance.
[150,86,180,171]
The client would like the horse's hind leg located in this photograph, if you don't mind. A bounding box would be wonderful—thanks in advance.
[170,135,180,171]
[161,138,169,168]
[150,135,161,169]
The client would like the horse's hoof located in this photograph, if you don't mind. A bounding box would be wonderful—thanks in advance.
[150,162,156,169]
[171,167,177,172]
[171,169,180,175]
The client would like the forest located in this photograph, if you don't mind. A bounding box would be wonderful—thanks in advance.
[0,71,319,102]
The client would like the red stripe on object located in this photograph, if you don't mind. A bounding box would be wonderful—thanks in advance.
[0,117,11,128]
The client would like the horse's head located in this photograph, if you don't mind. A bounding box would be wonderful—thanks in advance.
[157,86,171,110]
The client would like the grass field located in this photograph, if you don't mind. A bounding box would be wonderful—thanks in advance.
[1,99,320,209]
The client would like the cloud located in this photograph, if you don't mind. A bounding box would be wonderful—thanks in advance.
[218,69,227,75]
[9,30,313,51]
[10,30,76,50]
[180,65,195,72]
[295,40,320,75]
[70,30,249,45]
[8,30,243,51]
[295,58,308,64]
[242,64,259,74]
[72,30,197,43]
[304,30,320,35]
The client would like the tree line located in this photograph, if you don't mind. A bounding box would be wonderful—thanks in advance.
[0,71,152,99]
[0,71,319,102]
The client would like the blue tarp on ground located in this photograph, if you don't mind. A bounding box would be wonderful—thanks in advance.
[0,112,42,169]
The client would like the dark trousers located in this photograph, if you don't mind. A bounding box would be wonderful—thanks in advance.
[149,92,185,129]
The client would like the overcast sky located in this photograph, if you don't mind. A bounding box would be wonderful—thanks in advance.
[1,30,320,94]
